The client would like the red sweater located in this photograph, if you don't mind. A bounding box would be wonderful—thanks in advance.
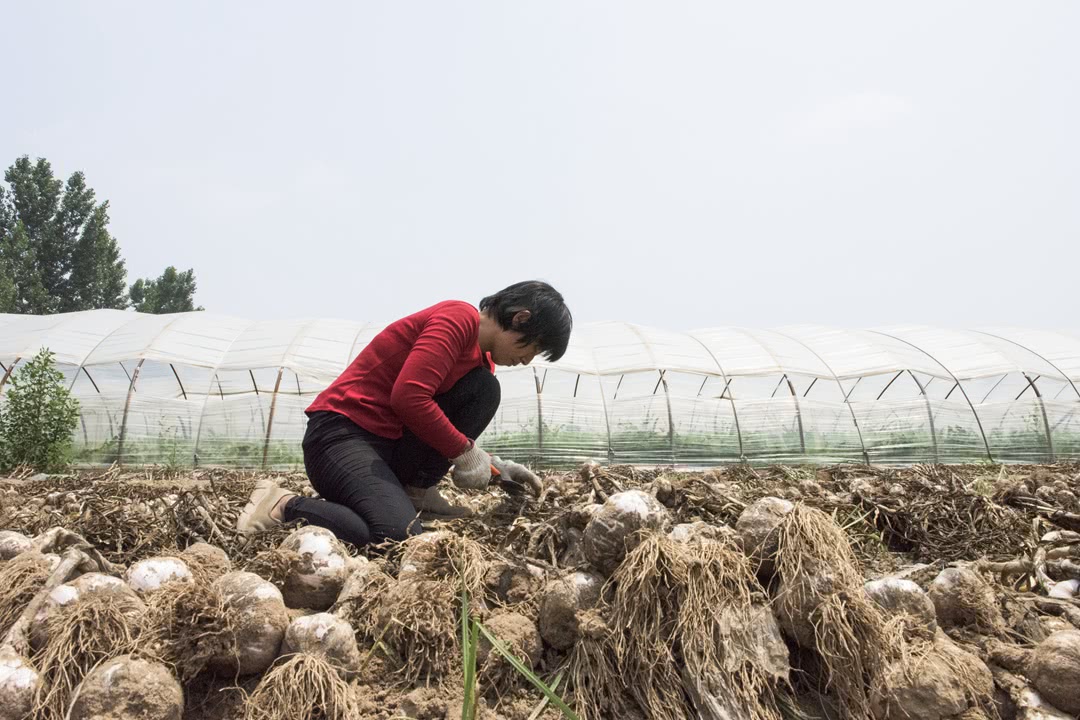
[306,300,494,459]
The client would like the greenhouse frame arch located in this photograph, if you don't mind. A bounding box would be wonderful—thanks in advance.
[1,310,1079,468]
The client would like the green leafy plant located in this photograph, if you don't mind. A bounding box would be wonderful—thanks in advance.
[0,348,80,471]
[458,583,579,720]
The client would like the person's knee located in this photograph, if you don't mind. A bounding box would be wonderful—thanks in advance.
[373,514,422,544]
[455,366,501,405]
[341,524,373,548]
[469,368,500,417]
[477,366,500,399]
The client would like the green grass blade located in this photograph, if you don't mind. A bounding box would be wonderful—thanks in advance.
[460,585,469,674]
[527,669,564,720]
[460,585,478,720]
[476,622,580,720]
[462,621,480,720]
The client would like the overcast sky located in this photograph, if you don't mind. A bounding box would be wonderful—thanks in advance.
[3,2,1077,332]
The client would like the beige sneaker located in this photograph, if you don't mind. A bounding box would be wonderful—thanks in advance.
[237,479,294,533]
[405,484,473,521]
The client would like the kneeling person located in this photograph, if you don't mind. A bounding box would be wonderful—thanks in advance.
[237,281,572,548]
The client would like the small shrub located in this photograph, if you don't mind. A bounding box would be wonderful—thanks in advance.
[0,348,80,472]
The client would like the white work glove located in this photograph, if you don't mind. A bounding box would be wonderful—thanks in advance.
[491,457,543,497]
[450,441,493,489]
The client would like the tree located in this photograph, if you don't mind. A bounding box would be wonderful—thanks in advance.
[0,348,80,472]
[0,185,14,239]
[2,158,57,313]
[0,221,50,313]
[50,171,97,304]
[2,156,126,313]
[4,157,62,246]
[0,154,205,315]
[130,266,203,314]
[67,202,128,310]
[0,251,14,313]
[1,153,210,313]
[0,187,15,312]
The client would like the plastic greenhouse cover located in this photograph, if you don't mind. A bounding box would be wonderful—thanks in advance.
[1,311,1079,384]
[2,310,1079,468]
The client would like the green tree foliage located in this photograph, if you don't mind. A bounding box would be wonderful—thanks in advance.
[4,157,62,251]
[68,202,128,310]
[53,171,98,307]
[0,185,13,240]
[130,266,203,313]
[0,154,203,315]
[0,348,80,472]
[0,221,50,314]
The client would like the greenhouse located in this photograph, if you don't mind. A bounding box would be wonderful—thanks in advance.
[1,309,1078,469]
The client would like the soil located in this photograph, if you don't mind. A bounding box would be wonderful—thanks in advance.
[0,462,1078,719]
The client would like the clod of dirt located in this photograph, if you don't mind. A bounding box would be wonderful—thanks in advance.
[735,496,794,575]
[1024,630,1080,715]
[126,556,194,597]
[485,561,545,605]
[669,521,736,544]
[31,573,146,651]
[395,687,449,720]
[869,632,993,720]
[583,490,670,575]
[278,526,352,611]
[0,648,39,720]
[0,531,31,561]
[445,701,502,720]
[208,571,289,676]
[180,542,232,580]
[478,611,543,678]
[929,567,1005,633]
[282,612,362,677]
[537,570,604,650]
[68,654,183,720]
[864,577,937,635]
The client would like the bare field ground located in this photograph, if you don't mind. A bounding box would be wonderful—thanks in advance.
[1,462,1078,719]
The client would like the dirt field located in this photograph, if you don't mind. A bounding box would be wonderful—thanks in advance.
[1,462,1078,720]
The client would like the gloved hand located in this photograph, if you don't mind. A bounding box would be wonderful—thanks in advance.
[491,456,543,497]
[450,441,493,489]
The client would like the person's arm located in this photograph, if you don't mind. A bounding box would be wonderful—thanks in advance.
[389,309,477,459]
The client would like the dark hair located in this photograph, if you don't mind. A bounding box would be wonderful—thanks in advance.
[479,281,573,362]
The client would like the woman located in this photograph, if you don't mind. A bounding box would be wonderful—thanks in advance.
[236,281,572,548]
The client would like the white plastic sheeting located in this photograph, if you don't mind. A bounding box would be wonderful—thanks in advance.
[1,310,1078,468]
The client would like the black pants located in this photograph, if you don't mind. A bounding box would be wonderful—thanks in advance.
[283,367,500,548]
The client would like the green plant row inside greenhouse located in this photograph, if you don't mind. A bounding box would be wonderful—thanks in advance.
[2,310,1079,469]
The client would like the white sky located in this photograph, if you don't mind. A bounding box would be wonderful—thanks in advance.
[3,2,1077,332]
